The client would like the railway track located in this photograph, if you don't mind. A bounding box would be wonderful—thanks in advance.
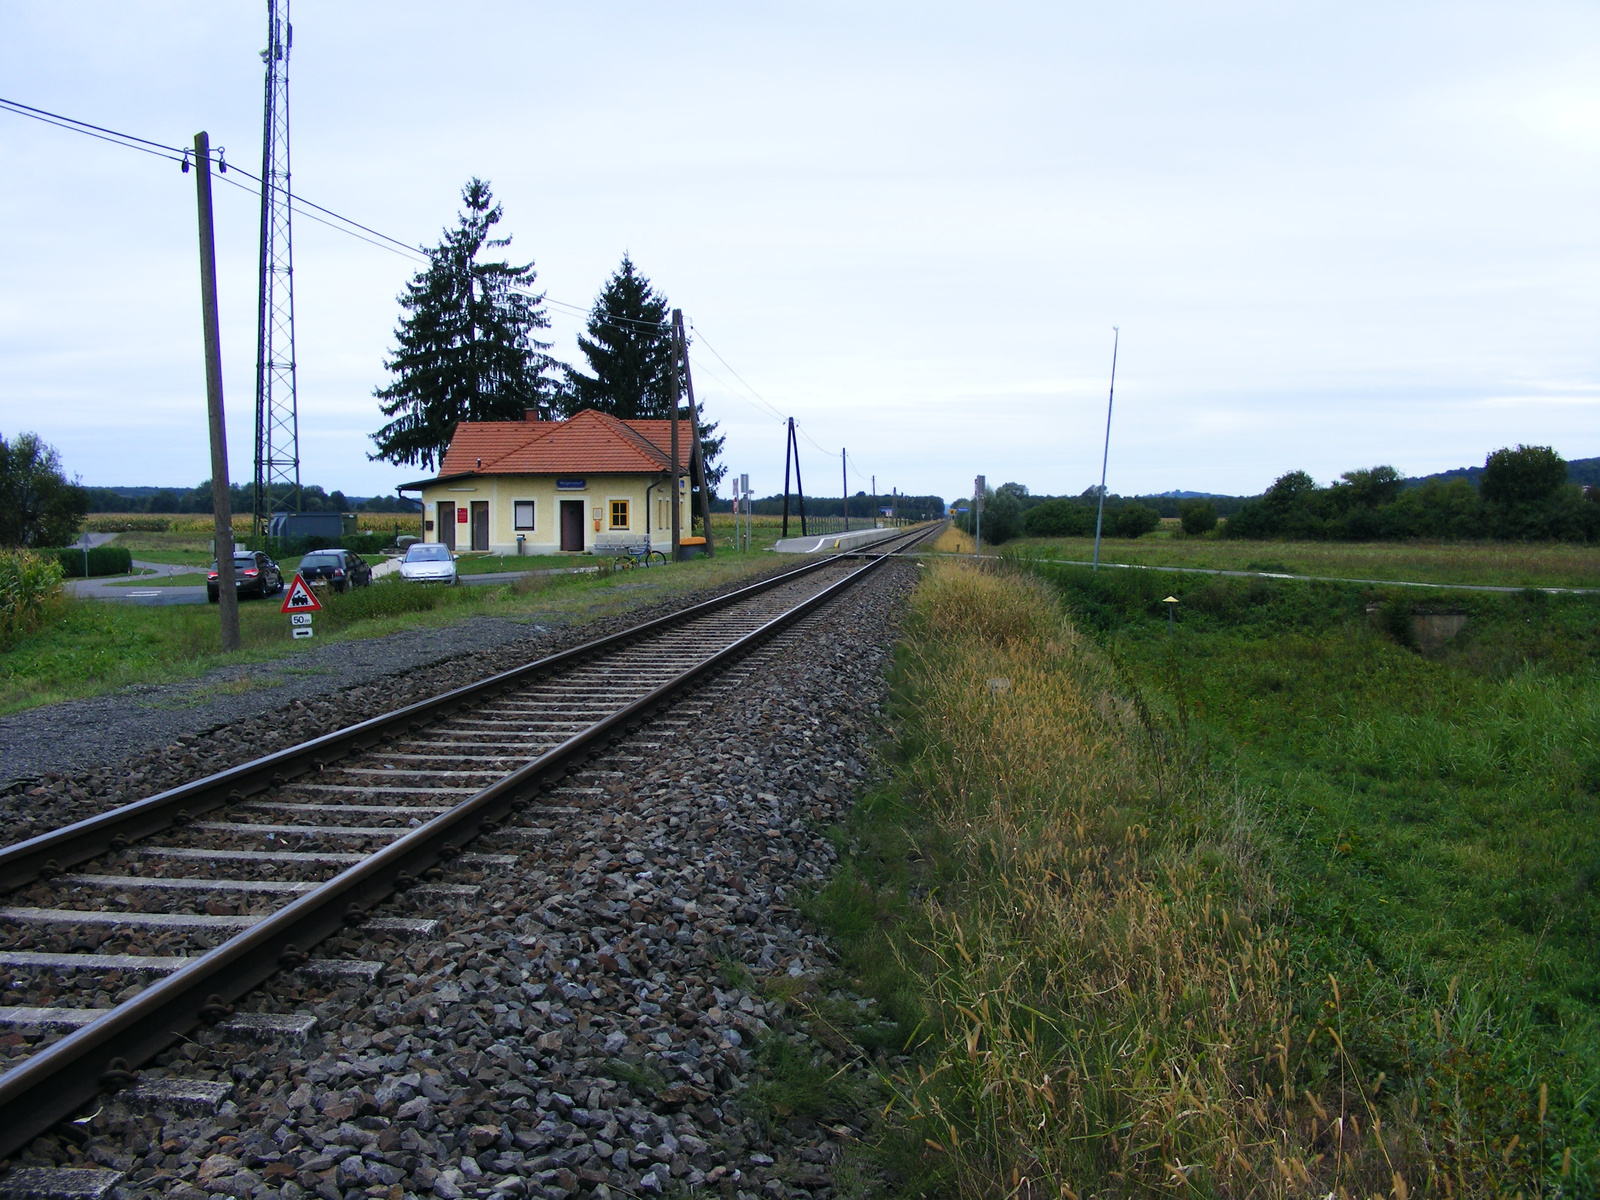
[0,526,936,1159]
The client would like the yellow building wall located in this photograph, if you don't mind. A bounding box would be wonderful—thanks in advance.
[417,474,687,555]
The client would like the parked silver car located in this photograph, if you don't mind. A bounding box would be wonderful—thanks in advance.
[398,542,458,584]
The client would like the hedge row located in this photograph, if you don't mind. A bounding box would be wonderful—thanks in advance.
[46,545,134,577]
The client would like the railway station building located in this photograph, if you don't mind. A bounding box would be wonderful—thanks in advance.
[397,408,693,555]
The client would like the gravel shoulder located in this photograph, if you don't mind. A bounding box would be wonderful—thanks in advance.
[0,559,804,803]
[4,557,920,1200]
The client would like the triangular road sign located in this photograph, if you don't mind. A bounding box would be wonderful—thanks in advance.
[280,572,323,613]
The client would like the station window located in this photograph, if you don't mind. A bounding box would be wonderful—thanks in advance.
[514,500,536,530]
[609,499,630,529]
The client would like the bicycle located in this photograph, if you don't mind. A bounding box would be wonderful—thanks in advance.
[612,545,669,570]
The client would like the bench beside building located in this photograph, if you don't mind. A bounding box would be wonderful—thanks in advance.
[398,409,693,555]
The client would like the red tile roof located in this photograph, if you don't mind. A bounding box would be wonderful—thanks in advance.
[435,409,692,478]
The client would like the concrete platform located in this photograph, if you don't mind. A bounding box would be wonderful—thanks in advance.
[772,526,906,554]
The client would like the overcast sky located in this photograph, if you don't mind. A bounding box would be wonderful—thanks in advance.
[2,2,1596,503]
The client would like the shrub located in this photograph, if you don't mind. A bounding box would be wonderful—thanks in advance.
[981,489,1023,545]
[0,549,64,645]
[1375,595,1418,649]
[1177,497,1218,535]
[315,576,450,630]
[1023,499,1097,538]
[1111,502,1160,538]
[50,545,133,578]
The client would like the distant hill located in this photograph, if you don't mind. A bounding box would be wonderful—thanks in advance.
[1405,455,1599,490]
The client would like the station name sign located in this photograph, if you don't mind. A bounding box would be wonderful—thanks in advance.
[556,478,586,490]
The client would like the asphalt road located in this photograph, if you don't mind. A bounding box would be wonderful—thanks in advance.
[64,545,210,606]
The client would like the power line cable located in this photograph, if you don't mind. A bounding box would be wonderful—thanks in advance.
[211,171,428,262]
[0,95,189,162]
[3,93,879,474]
[687,322,791,425]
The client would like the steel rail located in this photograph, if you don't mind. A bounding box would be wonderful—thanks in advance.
[0,553,855,894]
[0,524,935,1154]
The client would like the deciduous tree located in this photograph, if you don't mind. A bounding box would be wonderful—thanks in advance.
[1480,445,1569,507]
[0,432,88,547]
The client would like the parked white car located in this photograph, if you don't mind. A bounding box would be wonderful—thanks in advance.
[398,542,459,584]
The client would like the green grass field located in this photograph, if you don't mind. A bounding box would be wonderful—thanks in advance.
[797,560,1594,1195]
[449,552,589,575]
[1004,533,1600,590]
[1032,560,1599,1191]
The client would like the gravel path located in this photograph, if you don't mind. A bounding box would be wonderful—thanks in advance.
[3,557,919,1200]
[0,562,802,812]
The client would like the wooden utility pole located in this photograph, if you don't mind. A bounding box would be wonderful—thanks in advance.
[668,322,681,561]
[194,131,240,651]
[793,423,807,535]
[674,310,713,556]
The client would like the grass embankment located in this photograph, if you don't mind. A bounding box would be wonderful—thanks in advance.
[805,561,1589,1196]
[1004,534,1600,591]
[0,551,781,716]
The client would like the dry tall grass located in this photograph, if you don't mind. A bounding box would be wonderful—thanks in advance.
[877,563,1438,1197]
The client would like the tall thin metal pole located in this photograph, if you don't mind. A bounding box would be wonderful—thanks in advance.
[254,0,300,539]
[1091,326,1120,573]
[871,474,876,529]
[841,449,848,533]
[194,132,241,652]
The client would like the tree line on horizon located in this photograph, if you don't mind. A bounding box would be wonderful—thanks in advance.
[955,445,1599,546]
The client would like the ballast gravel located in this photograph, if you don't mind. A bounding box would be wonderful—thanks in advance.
[0,561,807,808]
[3,556,921,1200]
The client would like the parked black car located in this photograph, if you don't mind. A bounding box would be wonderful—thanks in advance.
[207,551,284,603]
[297,549,373,592]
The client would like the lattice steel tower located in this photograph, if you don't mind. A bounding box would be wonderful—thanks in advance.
[253,0,300,535]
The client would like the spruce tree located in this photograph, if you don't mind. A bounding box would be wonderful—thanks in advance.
[370,179,556,470]
[563,254,725,492]
[561,254,674,419]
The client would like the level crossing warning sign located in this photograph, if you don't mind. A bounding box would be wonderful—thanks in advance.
[280,573,323,614]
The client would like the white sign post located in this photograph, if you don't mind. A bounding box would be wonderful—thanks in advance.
[280,571,323,639]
